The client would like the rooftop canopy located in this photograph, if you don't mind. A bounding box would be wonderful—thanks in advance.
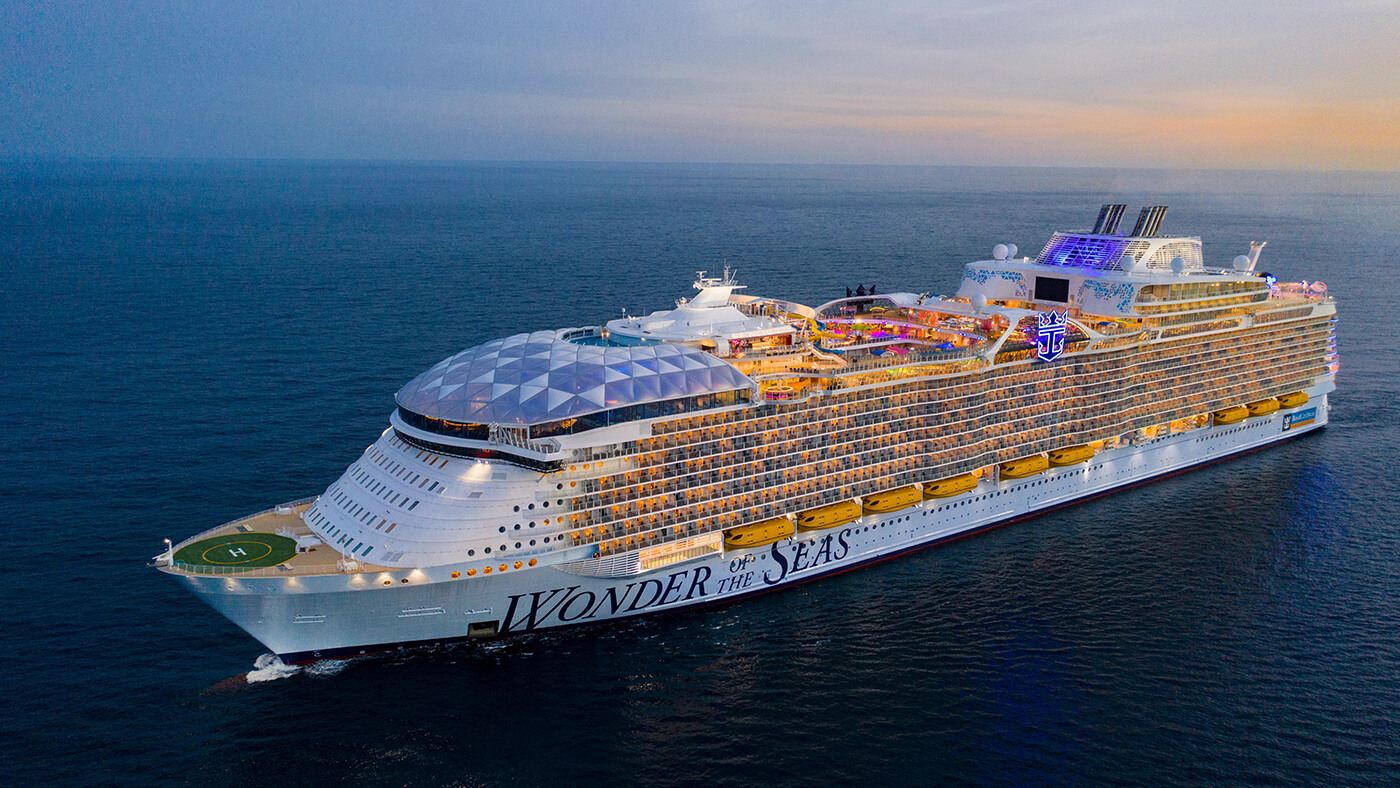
[396,330,754,427]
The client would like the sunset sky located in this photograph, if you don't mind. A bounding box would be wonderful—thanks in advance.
[4,1,1398,169]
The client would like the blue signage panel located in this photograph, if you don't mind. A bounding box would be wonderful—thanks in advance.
[1036,310,1067,363]
[1283,406,1317,431]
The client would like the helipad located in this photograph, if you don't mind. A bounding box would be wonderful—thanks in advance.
[173,532,297,569]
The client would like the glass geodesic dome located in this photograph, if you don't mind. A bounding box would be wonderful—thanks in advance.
[395,330,754,426]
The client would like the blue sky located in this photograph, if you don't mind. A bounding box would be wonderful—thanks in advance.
[3,1,1397,168]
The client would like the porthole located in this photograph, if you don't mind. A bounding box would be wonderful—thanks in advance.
[484,547,492,554]
[498,526,506,533]
[513,524,521,530]
[515,542,521,548]
[513,505,520,512]
[383,580,391,586]
[484,566,492,575]
[542,501,549,508]
[528,503,535,510]
[468,549,476,556]
[529,559,538,567]
[514,561,523,569]
[467,569,476,577]
[530,539,536,546]
[451,571,460,579]
[500,544,507,551]
[543,537,550,543]
[530,521,536,528]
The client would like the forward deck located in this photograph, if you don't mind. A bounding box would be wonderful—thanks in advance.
[161,500,391,578]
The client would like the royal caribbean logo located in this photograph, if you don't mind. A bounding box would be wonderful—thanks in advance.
[1283,406,1317,431]
[1036,310,1068,363]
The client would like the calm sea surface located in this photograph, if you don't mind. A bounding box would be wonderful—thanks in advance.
[3,162,1399,786]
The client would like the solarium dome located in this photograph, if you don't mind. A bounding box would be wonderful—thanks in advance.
[395,330,754,427]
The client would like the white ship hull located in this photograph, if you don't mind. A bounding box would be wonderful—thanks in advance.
[179,394,1329,663]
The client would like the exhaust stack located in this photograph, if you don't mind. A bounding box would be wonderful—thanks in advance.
[1092,204,1127,234]
[1130,206,1169,237]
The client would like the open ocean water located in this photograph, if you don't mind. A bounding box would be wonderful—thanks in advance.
[2,161,1399,786]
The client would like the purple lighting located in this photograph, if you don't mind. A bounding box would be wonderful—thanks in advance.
[1035,234,1130,269]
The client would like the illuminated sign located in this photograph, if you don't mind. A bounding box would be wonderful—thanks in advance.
[1036,310,1068,362]
[1283,406,1317,431]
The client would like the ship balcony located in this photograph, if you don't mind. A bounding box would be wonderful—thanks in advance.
[155,499,392,579]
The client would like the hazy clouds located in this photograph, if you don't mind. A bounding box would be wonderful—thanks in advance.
[3,1,1397,168]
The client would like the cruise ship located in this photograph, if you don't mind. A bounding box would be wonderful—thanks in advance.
[156,205,1338,663]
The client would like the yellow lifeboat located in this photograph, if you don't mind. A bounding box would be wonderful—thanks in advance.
[861,485,922,514]
[1247,398,1280,417]
[1214,406,1248,425]
[923,473,978,498]
[1000,455,1048,479]
[1278,391,1309,409]
[1048,445,1094,466]
[795,501,862,531]
[724,517,795,550]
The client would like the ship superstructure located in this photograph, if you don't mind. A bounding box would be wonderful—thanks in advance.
[157,206,1338,662]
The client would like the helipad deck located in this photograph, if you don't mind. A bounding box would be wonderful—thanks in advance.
[163,501,390,577]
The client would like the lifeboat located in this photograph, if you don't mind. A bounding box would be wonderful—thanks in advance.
[1214,406,1248,425]
[1000,455,1048,479]
[1278,391,1309,409]
[1048,445,1094,466]
[724,517,795,550]
[923,473,978,498]
[795,501,862,531]
[861,485,922,514]
[1247,398,1280,417]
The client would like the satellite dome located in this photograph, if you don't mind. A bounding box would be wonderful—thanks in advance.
[1233,255,1251,271]
[1170,257,1186,273]
[1007,244,1019,259]
[993,244,1009,261]
[971,293,988,311]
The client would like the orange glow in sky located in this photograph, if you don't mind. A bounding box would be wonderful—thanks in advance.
[4,2,1398,169]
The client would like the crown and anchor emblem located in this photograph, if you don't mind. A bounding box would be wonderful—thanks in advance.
[1036,310,1068,363]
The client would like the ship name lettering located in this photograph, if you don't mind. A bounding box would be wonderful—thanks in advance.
[715,571,756,594]
[499,565,717,632]
[762,529,852,586]
[625,578,665,612]
[500,585,580,632]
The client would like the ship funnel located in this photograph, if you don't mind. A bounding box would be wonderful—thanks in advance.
[1129,206,1169,237]
[1092,204,1127,234]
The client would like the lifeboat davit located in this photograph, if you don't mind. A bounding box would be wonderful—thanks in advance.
[1000,455,1049,479]
[923,473,978,498]
[1048,445,1094,466]
[795,501,862,531]
[724,517,795,549]
[861,485,922,514]
[1278,391,1309,409]
[1247,398,1280,417]
[1214,405,1249,424]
